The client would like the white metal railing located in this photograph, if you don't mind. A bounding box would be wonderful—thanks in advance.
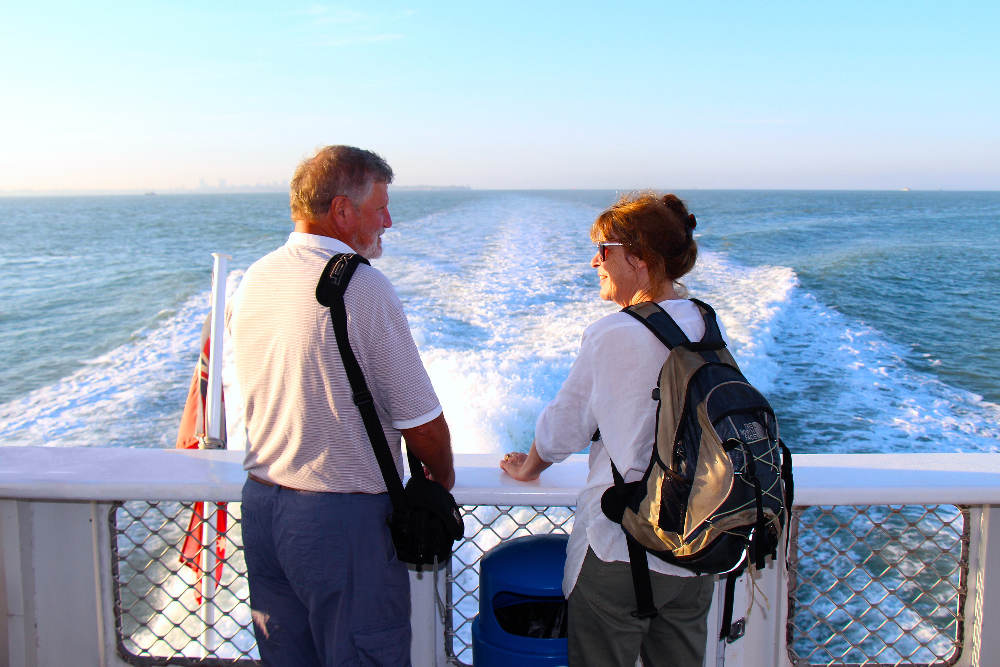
[2,447,1000,666]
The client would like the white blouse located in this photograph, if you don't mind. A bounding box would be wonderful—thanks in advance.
[534,298,724,596]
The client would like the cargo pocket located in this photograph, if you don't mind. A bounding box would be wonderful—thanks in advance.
[351,623,410,666]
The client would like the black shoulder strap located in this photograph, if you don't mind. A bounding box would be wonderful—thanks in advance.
[609,459,658,619]
[316,252,367,306]
[623,299,727,353]
[622,301,688,349]
[779,438,795,563]
[609,303,682,619]
[687,298,726,351]
[720,570,740,642]
[315,253,414,510]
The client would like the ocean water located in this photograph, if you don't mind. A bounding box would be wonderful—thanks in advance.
[1,190,998,454]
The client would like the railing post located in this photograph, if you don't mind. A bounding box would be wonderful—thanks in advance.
[1,499,122,666]
[703,550,793,667]
[198,252,229,656]
[963,504,1000,665]
[410,566,447,666]
[205,252,228,452]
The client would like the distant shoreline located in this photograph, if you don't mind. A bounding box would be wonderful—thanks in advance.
[392,185,472,191]
[0,184,472,197]
[2,186,999,198]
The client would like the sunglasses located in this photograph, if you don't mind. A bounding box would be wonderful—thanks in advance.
[595,242,624,262]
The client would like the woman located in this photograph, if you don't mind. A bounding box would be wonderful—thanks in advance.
[500,192,717,667]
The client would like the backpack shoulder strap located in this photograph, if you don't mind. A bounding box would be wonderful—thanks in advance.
[623,299,729,352]
[315,253,410,509]
[687,298,727,351]
[614,299,727,620]
[622,301,689,349]
[613,301,684,619]
[608,458,659,620]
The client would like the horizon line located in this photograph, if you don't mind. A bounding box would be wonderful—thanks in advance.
[2,186,998,198]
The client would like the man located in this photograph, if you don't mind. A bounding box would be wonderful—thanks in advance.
[228,145,455,666]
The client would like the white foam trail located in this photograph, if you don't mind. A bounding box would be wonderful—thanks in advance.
[378,195,615,453]
[687,250,999,452]
[386,230,801,454]
[764,288,1000,452]
[0,254,81,267]
[385,214,1000,455]
[0,271,245,448]
[685,250,798,393]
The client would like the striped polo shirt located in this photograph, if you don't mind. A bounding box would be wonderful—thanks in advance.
[228,232,442,493]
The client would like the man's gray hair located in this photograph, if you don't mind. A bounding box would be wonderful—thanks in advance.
[289,146,394,221]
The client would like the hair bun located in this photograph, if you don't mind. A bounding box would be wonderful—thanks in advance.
[687,213,697,230]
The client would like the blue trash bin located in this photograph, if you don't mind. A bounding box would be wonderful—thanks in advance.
[472,534,569,666]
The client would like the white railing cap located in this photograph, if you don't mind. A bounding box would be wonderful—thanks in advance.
[2,446,1000,506]
[0,446,244,502]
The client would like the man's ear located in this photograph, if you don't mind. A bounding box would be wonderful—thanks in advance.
[328,195,351,224]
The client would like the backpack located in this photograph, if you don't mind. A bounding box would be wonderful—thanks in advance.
[600,298,793,641]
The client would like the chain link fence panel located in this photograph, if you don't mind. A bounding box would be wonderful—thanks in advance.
[110,500,258,665]
[110,501,967,666]
[787,504,968,666]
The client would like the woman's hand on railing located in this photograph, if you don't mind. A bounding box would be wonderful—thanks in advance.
[500,441,552,482]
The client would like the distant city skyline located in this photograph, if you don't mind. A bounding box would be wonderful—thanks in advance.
[2,1,998,192]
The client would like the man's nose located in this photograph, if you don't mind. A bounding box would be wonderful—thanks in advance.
[384,210,392,228]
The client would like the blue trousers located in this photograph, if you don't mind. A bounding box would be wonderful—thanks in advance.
[241,478,411,666]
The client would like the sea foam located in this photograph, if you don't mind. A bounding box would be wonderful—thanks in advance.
[0,271,245,448]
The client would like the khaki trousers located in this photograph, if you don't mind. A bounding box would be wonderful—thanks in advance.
[568,548,714,667]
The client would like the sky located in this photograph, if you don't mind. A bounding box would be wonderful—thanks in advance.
[1,1,998,192]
